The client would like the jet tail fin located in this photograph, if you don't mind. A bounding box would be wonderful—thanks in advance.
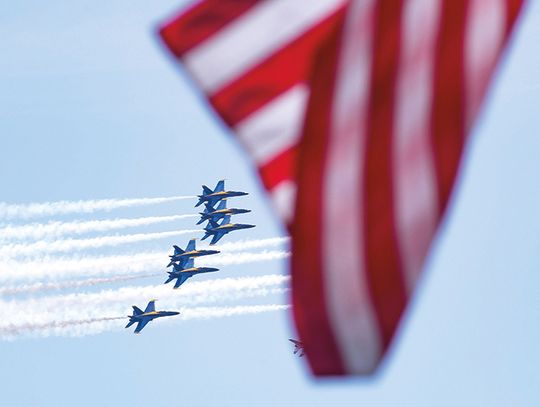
[202,185,213,195]
[173,245,184,255]
[217,200,227,211]
[132,306,144,316]
[164,274,175,284]
[214,180,225,192]
[203,202,214,214]
[207,219,219,230]
[221,215,231,225]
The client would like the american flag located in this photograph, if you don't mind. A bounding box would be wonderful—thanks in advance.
[159,0,524,375]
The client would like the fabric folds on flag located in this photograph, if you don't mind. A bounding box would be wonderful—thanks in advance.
[159,0,347,224]
[159,0,524,376]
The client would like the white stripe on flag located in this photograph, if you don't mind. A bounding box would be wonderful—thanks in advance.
[235,84,308,166]
[323,0,381,374]
[393,0,441,292]
[270,180,297,224]
[183,0,346,93]
[465,0,506,130]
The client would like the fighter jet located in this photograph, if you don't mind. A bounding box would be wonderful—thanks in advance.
[196,200,251,225]
[167,238,220,267]
[164,258,219,289]
[289,339,305,357]
[201,215,255,245]
[125,300,179,334]
[195,180,248,208]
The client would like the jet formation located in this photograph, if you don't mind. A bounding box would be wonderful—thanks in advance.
[289,339,305,357]
[125,181,255,334]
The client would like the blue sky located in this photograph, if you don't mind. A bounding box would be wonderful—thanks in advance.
[1,1,539,406]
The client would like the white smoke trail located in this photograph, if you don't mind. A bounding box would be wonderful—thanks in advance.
[0,250,290,293]
[202,250,290,267]
[208,237,289,252]
[0,247,290,283]
[0,274,158,296]
[181,304,290,320]
[0,195,195,220]
[0,214,198,242]
[0,229,200,259]
[0,316,126,337]
[0,304,290,338]
[0,275,289,338]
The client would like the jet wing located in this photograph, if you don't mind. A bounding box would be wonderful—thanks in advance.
[134,319,150,334]
[174,274,191,289]
[144,300,156,313]
[210,232,225,245]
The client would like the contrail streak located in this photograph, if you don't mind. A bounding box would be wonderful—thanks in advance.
[0,248,290,283]
[207,237,289,252]
[0,316,125,336]
[0,196,195,220]
[0,214,198,242]
[181,304,290,321]
[0,274,289,315]
[0,229,200,259]
[0,274,158,296]
[0,275,290,338]
[0,251,290,294]
[0,305,290,338]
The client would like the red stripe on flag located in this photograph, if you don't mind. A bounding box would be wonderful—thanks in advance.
[159,0,258,57]
[505,0,525,36]
[363,0,408,348]
[431,0,467,216]
[258,147,296,191]
[209,9,345,126]
[292,21,347,375]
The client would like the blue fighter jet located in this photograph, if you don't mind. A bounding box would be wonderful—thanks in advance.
[164,258,219,289]
[196,200,251,225]
[167,238,220,267]
[195,180,248,208]
[125,300,179,334]
[201,215,255,245]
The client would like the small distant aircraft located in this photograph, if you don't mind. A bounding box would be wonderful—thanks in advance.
[201,215,255,245]
[125,300,179,334]
[196,200,251,225]
[167,238,220,267]
[164,258,219,289]
[289,339,305,357]
[195,180,248,208]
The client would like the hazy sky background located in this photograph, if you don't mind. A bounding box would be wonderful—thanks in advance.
[1,1,539,406]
